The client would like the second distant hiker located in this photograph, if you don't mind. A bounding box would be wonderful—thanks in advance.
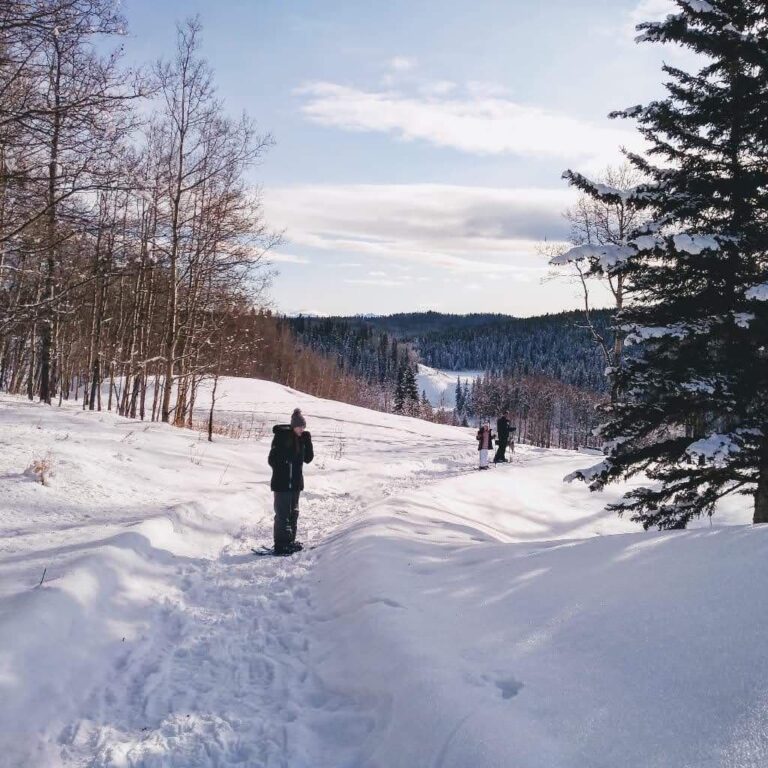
[494,412,515,463]
[268,408,314,554]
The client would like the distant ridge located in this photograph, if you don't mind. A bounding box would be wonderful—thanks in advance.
[287,309,612,392]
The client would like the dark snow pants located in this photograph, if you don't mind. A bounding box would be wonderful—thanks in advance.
[494,436,508,463]
[273,491,301,549]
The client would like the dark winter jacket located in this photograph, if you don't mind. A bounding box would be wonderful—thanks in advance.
[497,416,514,441]
[476,428,495,451]
[268,425,314,492]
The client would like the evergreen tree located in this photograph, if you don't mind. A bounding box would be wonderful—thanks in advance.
[467,380,477,421]
[573,1,768,528]
[420,389,433,420]
[455,377,464,415]
[403,365,420,413]
[393,364,406,413]
[462,381,472,417]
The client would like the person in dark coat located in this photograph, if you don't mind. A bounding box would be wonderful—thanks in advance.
[494,412,515,463]
[268,408,314,554]
[476,423,495,470]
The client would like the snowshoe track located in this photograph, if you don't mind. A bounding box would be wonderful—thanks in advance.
[59,459,473,767]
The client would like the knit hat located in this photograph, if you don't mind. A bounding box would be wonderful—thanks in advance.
[290,408,307,429]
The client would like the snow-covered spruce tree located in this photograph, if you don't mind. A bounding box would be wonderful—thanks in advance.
[455,377,465,418]
[571,0,768,528]
[393,365,406,413]
[403,365,420,415]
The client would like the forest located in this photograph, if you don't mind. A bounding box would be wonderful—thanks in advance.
[0,5,278,427]
[290,310,611,393]
[288,311,609,448]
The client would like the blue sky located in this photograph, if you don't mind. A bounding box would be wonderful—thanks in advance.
[121,0,681,316]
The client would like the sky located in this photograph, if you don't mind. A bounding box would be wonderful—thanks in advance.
[119,0,687,317]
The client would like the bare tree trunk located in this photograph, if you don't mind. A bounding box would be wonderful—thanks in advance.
[27,323,37,400]
[208,372,219,442]
[39,35,62,405]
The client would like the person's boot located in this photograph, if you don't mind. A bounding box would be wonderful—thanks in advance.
[288,541,303,552]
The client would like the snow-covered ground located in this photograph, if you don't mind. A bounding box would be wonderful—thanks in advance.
[1,377,765,768]
[416,365,481,408]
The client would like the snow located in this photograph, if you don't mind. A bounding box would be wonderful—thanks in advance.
[681,378,717,394]
[624,323,688,344]
[0,377,763,768]
[687,0,717,13]
[624,317,719,345]
[734,312,755,328]
[630,233,723,254]
[631,233,663,251]
[563,456,610,484]
[686,429,762,467]
[686,433,741,466]
[590,181,638,201]
[746,283,768,302]
[550,231,724,274]
[416,364,481,408]
[671,233,722,254]
[549,242,634,272]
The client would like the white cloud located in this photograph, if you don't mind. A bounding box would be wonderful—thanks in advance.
[622,0,709,67]
[418,80,457,96]
[629,0,676,29]
[389,56,417,72]
[269,251,310,265]
[263,183,574,277]
[344,278,404,287]
[296,81,641,165]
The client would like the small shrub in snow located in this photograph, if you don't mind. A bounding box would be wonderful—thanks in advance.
[25,453,55,486]
[332,426,346,460]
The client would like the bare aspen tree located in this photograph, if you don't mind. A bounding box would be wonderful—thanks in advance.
[545,163,647,395]
[152,17,275,423]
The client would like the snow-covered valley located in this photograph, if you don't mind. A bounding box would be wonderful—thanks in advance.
[1,378,766,768]
[415,365,480,409]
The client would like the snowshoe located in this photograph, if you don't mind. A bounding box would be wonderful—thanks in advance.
[251,546,292,557]
[251,542,311,557]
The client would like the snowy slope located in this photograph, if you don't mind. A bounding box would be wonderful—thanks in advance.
[0,380,475,768]
[416,364,480,408]
[310,455,763,768]
[0,378,763,768]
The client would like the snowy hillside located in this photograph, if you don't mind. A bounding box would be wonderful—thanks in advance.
[1,378,764,768]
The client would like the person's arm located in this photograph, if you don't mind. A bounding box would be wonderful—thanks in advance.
[303,431,314,464]
[268,435,279,468]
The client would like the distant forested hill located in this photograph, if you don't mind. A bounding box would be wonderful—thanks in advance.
[287,309,612,392]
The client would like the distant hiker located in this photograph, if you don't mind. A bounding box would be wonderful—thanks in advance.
[268,408,314,554]
[476,423,495,470]
[494,413,515,463]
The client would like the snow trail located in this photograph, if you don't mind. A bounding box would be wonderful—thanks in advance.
[65,466,472,767]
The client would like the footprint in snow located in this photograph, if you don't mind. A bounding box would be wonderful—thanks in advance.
[365,596,403,609]
[470,671,524,700]
[494,677,524,700]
